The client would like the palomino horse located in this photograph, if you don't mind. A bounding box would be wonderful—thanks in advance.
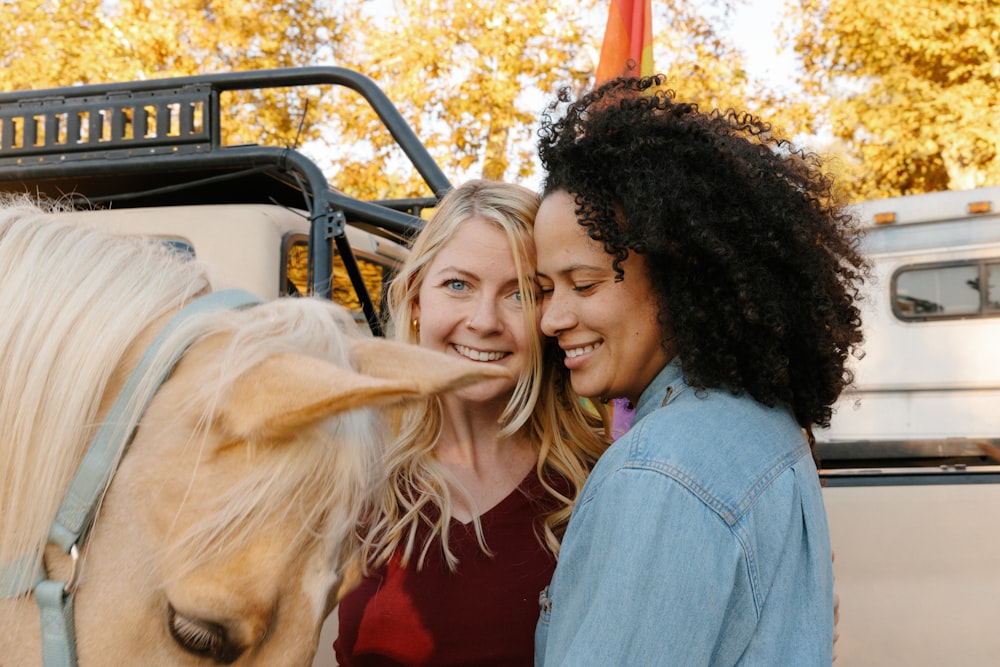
[0,200,502,665]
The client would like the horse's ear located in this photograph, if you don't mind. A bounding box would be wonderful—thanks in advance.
[221,347,507,440]
[348,337,508,393]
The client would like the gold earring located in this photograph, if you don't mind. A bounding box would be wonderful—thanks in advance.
[411,318,420,335]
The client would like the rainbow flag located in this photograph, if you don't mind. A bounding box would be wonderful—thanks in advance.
[595,0,654,84]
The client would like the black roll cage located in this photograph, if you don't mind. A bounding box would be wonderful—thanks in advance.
[0,67,451,336]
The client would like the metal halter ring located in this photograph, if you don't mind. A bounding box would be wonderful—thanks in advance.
[64,544,80,595]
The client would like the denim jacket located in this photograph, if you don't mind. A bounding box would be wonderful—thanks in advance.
[536,360,834,666]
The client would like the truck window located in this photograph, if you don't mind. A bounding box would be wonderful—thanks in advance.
[281,236,391,318]
[162,238,195,259]
[892,259,1000,320]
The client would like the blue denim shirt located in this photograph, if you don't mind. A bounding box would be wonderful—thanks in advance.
[536,360,833,666]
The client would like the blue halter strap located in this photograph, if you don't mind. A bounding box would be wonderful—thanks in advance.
[0,289,262,667]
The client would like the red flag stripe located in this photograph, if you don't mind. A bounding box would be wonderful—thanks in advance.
[596,0,654,84]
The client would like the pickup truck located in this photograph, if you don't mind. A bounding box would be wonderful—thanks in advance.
[4,69,998,666]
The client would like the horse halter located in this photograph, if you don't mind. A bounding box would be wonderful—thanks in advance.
[0,289,262,667]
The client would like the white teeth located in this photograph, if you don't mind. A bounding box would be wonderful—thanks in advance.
[455,345,507,362]
[565,343,599,358]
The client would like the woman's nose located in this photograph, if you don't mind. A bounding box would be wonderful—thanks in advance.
[465,297,502,333]
[540,291,572,337]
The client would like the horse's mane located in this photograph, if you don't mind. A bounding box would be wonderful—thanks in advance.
[0,199,213,587]
[0,199,379,596]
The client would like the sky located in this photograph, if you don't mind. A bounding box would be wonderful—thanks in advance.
[727,0,799,82]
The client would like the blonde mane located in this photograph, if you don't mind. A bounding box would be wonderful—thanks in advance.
[0,200,211,590]
[0,200,378,597]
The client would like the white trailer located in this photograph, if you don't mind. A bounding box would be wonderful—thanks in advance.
[817,185,1000,666]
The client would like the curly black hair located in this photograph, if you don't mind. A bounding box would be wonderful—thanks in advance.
[537,75,869,435]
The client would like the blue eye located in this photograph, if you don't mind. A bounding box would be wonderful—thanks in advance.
[446,279,467,291]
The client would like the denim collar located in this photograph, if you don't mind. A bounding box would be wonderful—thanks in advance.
[633,357,686,424]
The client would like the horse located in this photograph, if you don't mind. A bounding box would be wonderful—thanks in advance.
[0,199,503,665]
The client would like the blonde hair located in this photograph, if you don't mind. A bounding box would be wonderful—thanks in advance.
[361,179,610,570]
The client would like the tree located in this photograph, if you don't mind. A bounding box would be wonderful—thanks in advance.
[0,0,827,201]
[0,0,355,152]
[319,0,600,197]
[791,0,1000,199]
[648,0,760,116]
[324,0,796,198]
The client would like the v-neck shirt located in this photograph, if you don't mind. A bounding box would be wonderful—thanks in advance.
[335,471,561,667]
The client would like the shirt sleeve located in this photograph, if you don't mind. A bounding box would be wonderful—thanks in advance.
[537,465,757,666]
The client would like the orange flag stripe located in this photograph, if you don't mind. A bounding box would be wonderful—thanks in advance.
[596,0,654,84]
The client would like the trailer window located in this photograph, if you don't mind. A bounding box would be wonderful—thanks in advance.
[988,262,1000,311]
[893,259,1000,320]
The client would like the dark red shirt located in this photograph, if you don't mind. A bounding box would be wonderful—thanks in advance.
[335,472,559,666]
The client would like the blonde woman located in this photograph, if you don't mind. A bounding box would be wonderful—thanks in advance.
[334,180,609,666]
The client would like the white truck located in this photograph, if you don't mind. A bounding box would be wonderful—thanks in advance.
[817,185,1000,666]
[3,70,999,665]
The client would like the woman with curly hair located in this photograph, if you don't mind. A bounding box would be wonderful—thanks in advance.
[532,77,867,665]
[334,179,609,666]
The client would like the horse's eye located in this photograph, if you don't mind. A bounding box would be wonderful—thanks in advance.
[167,604,243,664]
